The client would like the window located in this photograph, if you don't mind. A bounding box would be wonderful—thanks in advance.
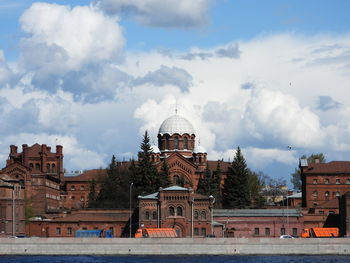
[145,211,150,220]
[174,136,179,150]
[194,228,199,236]
[280,228,286,235]
[80,196,84,202]
[166,136,170,149]
[47,163,51,172]
[325,191,329,200]
[52,163,56,173]
[173,175,179,185]
[335,192,340,197]
[67,227,72,235]
[254,228,259,236]
[201,228,206,237]
[194,211,199,220]
[71,196,75,200]
[82,227,87,230]
[319,210,324,215]
[201,211,207,220]
[313,179,317,184]
[292,228,297,236]
[336,179,340,184]
[71,185,75,191]
[56,227,61,235]
[346,179,350,184]
[152,211,157,220]
[312,191,318,199]
[329,211,335,214]
[265,228,270,237]
[35,163,40,170]
[325,179,329,184]
[177,206,183,216]
[29,163,34,169]
[169,206,175,216]
[308,208,315,214]
[80,185,85,190]
[184,137,188,149]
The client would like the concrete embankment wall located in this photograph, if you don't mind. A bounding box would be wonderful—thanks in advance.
[0,238,350,255]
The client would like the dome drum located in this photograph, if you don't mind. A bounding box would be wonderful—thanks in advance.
[158,134,195,155]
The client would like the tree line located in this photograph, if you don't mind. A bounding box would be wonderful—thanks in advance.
[88,131,294,209]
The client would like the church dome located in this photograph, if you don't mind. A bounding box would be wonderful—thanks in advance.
[158,114,195,136]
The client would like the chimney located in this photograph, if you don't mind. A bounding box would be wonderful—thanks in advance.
[56,145,63,155]
[10,145,18,155]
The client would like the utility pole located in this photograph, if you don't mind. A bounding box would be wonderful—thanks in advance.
[129,182,133,238]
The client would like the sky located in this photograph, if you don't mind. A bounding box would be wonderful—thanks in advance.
[0,0,350,187]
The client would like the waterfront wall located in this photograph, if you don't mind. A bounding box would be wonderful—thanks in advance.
[0,238,349,256]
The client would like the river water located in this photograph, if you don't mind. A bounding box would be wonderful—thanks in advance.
[0,255,348,263]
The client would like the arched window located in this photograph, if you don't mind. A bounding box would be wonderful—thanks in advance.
[152,211,157,220]
[312,191,318,199]
[325,191,329,199]
[35,163,40,171]
[169,206,175,216]
[201,211,207,220]
[173,175,179,185]
[177,206,183,216]
[52,163,56,173]
[194,211,199,220]
[166,136,170,150]
[47,163,51,172]
[174,136,179,150]
[184,137,188,149]
[335,192,340,197]
[346,179,350,184]
[29,163,34,169]
[325,178,329,184]
[145,211,150,220]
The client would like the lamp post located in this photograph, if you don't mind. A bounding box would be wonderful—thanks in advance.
[129,182,133,238]
[209,195,215,236]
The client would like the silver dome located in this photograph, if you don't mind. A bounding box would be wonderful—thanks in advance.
[158,114,195,136]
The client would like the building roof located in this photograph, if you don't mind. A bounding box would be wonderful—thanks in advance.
[163,185,188,191]
[303,161,350,174]
[213,209,302,217]
[158,114,195,136]
[63,169,107,182]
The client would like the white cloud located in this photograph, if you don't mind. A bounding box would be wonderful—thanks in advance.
[95,0,212,28]
[19,2,125,72]
[0,50,12,85]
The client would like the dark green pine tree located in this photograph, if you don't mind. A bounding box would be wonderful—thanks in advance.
[87,178,97,208]
[212,162,222,208]
[95,155,130,208]
[196,163,212,195]
[159,158,171,188]
[134,131,161,195]
[222,147,251,208]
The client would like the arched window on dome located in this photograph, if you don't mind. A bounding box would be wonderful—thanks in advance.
[166,135,170,150]
[174,136,179,150]
[184,137,188,149]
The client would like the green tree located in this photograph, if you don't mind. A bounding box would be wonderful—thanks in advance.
[247,170,265,208]
[87,178,97,208]
[95,155,130,208]
[196,163,212,195]
[159,158,171,188]
[222,147,250,208]
[212,162,222,208]
[134,131,162,196]
[290,153,326,190]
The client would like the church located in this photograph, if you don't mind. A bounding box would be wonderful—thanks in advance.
[7,113,349,238]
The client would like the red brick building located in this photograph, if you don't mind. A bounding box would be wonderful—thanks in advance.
[1,144,63,215]
[27,209,131,237]
[300,160,350,228]
[138,186,214,237]
[0,174,25,236]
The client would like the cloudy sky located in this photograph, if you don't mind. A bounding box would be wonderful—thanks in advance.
[0,0,350,186]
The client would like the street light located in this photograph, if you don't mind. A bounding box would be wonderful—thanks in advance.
[129,182,133,238]
[209,195,215,236]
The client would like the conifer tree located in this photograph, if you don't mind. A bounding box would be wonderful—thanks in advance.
[87,178,97,208]
[222,147,250,208]
[212,162,222,208]
[197,163,212,195]
[159,158,171,188]
[134,131,161,195]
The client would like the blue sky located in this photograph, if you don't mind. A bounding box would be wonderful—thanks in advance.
[0,0,350,187]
